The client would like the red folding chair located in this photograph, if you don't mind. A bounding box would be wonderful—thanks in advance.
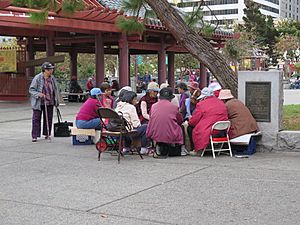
[201,121,232,158]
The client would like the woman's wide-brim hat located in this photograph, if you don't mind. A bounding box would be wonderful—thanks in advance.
[208,82,222,91]
[218,89,234,100]
[187,82,200,90]
[197,87,214,100]
[147,82,160,92]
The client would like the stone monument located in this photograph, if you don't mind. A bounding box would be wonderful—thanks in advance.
[238,71,283,150]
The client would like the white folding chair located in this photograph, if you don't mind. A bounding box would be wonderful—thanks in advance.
[201,121,232,159]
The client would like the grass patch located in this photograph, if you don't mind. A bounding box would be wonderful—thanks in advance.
[283,104,300,130]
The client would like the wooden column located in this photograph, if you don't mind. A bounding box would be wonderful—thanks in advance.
[46,32,55,57]
[69,48,78,79]
[128,54,131,85]
[118,34,129,87]
[200,62,208,89]
[158,35,166,84]
[26,37,35,78]
[95,32,104,87]
[167,52,175,91]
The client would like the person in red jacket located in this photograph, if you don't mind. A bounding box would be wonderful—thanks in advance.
[188,87,228,156]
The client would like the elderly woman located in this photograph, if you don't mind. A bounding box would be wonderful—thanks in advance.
[147,87,187,156]
[187,87,228,155]
[218,89,258,138]
[29,62,60,142]
[115,91,149,154]
[113,86,132,109]
[185,82,200,119]
[137,81,160,123]
[177,82,190,118]
[75,88,103,130]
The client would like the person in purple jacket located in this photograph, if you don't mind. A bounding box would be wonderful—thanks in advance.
[146,87,188,156]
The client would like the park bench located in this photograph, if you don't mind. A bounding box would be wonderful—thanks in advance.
[230,131,262,155]
[61,91,88,102]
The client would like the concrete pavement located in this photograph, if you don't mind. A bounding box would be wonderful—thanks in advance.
[0,102,299,225]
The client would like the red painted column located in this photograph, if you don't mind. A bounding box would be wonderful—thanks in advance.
[158,36,166,84]
[118,34,129,87]
[46,32,55,57]
[95,32,104,87]
[200,62,208,89]
[167,52,175,91]
[26,37,34,78]
[69,49,78,79]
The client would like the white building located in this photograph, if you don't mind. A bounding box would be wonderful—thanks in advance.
[171,0,299,25]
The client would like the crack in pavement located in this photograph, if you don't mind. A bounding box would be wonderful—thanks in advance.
[86,165,211,212]
[0,155,52,168]
[0,198,175,225]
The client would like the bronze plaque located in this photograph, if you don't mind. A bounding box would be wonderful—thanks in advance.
[245,82,271,122]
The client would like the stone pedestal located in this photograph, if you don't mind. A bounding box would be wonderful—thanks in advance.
[238,71,283,150]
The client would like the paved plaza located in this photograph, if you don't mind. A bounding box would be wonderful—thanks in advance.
[0,101,299,225]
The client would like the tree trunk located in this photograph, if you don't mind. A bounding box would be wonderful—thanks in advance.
[145,0,238,97]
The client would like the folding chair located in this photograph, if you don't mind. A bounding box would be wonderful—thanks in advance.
[96,108,143,163]
[201,121,232,159]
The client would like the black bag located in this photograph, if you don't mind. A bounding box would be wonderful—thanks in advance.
[54,108,73,137]
[106,112,132,132]
[156,142,181,157]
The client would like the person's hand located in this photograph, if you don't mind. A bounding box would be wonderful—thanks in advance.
[38,93,45,98]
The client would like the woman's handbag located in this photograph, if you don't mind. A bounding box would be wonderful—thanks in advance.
[54,108,73,137]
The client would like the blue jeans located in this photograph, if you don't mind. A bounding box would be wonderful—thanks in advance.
[76,119,101,130]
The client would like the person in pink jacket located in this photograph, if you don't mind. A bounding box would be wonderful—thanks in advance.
[188,87,228,155]
[147,87,187,156]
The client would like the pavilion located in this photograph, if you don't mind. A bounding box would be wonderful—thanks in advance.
[0,0,234,101]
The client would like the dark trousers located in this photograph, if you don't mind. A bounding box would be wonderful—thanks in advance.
[32,105,54,139]
[124,124,148,148]
[187,125,194,150]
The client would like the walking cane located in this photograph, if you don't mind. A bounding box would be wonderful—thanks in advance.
[44,96,51,142]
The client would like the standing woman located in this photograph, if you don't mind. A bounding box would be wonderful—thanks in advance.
[29,62,60,142]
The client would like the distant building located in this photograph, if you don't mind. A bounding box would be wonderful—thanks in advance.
[171,0,299,26]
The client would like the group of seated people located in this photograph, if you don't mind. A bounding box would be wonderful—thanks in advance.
[75,80,258,156]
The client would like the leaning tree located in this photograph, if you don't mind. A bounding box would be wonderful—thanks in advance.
[119,0,238,96]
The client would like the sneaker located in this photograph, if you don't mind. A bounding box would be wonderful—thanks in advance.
[189,150,202,156]
[155,145,161,155]
[181,146,189,156]
[140,147,149,155]
[32,138,37,143]
[45,136,51,140]
[122,147,130,154]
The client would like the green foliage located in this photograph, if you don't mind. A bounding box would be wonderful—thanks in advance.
[283,104,300,130]
[277,20,300,37]
[183,6,204,29]
[61,0,85,16]
[29,11,48,24]
[295,62,300,73]
[121,0,143,15]
[11,0,83,23]
[116,16,145,35]
[241,0,278,62]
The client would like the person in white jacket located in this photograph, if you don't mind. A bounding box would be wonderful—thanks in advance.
[115,91,149,154]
